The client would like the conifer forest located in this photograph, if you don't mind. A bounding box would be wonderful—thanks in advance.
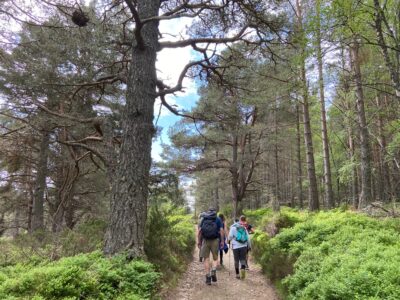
[0,1,400,299]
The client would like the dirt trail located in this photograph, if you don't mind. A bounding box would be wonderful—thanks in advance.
[165,244,279,300]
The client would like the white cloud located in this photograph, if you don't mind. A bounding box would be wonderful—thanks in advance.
[154,94,178,117]
[151,140,163,162]
[155,17,197,117]
[157,17,194,85]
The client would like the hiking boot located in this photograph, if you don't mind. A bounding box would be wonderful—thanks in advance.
[240,269,246,279]
[205,275,211,285]
[211,269,217,282]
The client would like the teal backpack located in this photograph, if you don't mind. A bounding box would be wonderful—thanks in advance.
[235,225,248,243]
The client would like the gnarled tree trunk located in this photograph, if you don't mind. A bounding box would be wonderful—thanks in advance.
[104,0,159,257]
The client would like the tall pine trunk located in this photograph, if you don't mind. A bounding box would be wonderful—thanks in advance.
[273,97,281,212]
[349,39,373,208]
[31,130,50,232]
[348,127,359,207]
[296,103,304,208]
[213,150,220,211]
[104,0,159,257]
[376,96,393,202]
[316,0,334,208]
[296,0,319,211]
[231,134,240,218]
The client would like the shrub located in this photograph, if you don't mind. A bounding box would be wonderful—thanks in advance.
[251,209,400,299]
[243,208,273,226]
[0,219,107,267]
[0,251,160,300]
[145,202,195,287]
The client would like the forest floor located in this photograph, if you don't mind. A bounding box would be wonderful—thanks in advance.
[164,243,279,300]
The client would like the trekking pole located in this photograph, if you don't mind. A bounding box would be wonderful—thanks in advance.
[228,242,231,276]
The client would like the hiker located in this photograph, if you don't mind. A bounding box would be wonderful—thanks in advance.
[239,215,254,270]
[198,207,224,285]
[218,213,229,266]
[240,215,255,234]
[228,217,251,279]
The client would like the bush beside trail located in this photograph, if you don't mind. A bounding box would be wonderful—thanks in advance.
[0,202,194,299]
[145,203,195,287]
[250,207,400,299]
[0,251,160,300]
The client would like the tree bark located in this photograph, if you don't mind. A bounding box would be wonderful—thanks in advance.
[376,96,393,202]
[25,165,34,233]
[231,133,240,218]
[11,208,20,238]
[316,0,334,208]
[301,51,319,211]
[31,130,50,232]
[64,192,76,230]
[348,128,359,207]
[296,0,319,211]
[104,0,159,257]
[349,39,373,208]
[213,150,220,211]
[295,103,304,208]
[273,97,281,212]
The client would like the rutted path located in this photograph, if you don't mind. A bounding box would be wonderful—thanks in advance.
[165,243,279,300]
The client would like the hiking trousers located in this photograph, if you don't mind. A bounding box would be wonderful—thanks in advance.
[232,246,247,270]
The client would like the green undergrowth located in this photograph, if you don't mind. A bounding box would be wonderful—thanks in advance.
[0,251,160,300]
[0,219,107,267]
[145,202,195,288]
[0,202,194,299]
[249,207,400,299]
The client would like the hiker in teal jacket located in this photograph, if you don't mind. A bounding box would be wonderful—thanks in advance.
[228,219,251,279]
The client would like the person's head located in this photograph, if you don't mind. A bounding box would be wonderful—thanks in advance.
[208,206,216,212]
[240,215,246,222]
[218,213,225,221]
[234,218,239,223]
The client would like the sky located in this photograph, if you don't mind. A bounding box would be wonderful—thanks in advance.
[153,16,200,209]
[152,17,199,162]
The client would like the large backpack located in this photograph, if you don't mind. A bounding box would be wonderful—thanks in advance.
[200,212,219,240]
[235,225,248,243]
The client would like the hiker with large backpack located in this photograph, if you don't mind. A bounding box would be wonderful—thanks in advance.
[228,217,251,279]
[197,207,224,285]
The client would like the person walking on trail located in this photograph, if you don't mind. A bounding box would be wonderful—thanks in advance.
[239,215,254,270]
[228,217,251,279]
[218,213,229,266]
[198,207,224,285]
